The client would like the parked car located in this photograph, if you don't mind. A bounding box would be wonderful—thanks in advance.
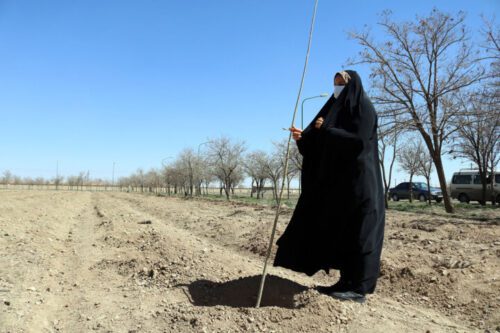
[389,182,443,203]
[450,170,500,204]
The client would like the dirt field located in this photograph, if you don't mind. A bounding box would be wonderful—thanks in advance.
[0,191,499,333]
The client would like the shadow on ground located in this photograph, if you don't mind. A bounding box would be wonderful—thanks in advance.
[179,275,309,308]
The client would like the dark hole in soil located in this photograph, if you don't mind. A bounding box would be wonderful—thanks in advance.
[180,275,308,309]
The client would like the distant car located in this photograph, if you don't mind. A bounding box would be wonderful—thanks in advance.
[389,182,443,203]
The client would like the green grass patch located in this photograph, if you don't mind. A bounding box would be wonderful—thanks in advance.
[151,191,498,222]
[388,200,499,222]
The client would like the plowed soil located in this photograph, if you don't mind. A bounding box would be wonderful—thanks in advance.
[0,191,498,332]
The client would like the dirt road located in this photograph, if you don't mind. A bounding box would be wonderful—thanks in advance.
[0,191,498,332]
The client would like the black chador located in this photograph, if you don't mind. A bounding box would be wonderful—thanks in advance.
[273,70,385,297]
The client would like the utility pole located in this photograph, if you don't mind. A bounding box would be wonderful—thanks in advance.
[112,162,115,187]
[56,160,59,190]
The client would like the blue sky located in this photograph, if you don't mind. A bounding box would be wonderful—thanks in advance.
[1,0,498,185]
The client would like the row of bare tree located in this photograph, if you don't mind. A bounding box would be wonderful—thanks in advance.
[114,137,302,202]
[351,9,499,211]
[0,170,94,190]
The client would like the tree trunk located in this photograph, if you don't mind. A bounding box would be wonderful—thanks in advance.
[433,156,454,213]
[379,154,389,209]
[224,178,231,200]
[491,171,496,206]
[426,177,432,205]
[250,179,255,198]
[481,181,487,206]
[286,175,291,200]
[409,175,413,203]
[271,179,278,203]
[480,171,487,206]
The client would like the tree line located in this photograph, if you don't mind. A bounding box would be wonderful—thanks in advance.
[0,137,303,204]
[117,137,302,202]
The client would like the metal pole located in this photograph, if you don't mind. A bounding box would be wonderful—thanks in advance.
[56,160,59,190]
[300,95,327,129]
[112,162,115,187]
[198,141,209,156]
[256,0,319,308]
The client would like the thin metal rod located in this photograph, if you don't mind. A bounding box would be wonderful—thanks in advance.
[256,0,319,308]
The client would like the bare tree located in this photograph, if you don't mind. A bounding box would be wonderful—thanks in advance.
[289,143,304,195]
[53,175,64,190]
[482,17,500,89]
[244,150,268,199]
[1,170,13,184]
[206,136,246,201]
[398,140,425,203]
[451,91,500,205]
[264,151,283,204]
[416,144,434,205]
[67,175,78,189]
[229,167,245,195]
[78,171,86,190]
[134,169,144,192]
[483,17,500,205]
[34,177,46,186]
[199,160,216,196]
[144,168,161,194]
[163,164,184,195]
[273,139,299,199]
[378,110,403,208]
[11,175,22,185]
[176,148,203,197]
[349,9,487,213]
[489,141,500,204]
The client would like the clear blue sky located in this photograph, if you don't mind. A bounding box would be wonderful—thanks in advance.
[1,0,498,185]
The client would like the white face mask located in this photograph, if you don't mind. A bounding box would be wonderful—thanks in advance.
[333,85,345,98]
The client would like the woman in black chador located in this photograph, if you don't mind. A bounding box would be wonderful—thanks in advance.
[273,70,385,303]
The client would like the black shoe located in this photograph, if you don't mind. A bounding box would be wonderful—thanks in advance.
[315,279,350,295]
[329,291,366,303]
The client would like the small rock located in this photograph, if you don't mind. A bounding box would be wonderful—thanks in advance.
[4,301,10,306]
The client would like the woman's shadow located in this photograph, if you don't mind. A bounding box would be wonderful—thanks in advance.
[176,275,309,309]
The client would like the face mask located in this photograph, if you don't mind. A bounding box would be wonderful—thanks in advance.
[333,85,345,98]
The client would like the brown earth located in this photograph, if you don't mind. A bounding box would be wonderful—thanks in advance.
[0,191,499,333]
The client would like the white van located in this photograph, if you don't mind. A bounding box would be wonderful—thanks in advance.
[450,170,500,204]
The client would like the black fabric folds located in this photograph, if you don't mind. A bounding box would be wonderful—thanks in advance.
[273,70,385,295]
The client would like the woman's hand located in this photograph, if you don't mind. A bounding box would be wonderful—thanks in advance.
[290,126,302,141]
[315,117,324,129]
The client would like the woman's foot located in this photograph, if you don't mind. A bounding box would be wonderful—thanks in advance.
[329,291,366,303]
[315,279,351,294]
